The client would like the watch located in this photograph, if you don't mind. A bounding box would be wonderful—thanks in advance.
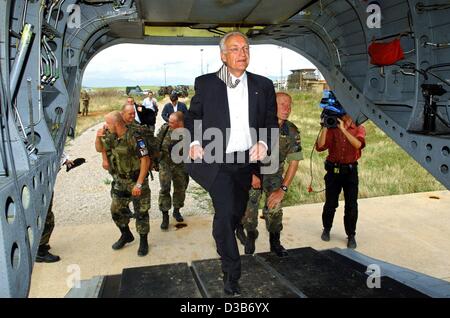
[135,183,142,189]
[280,185,288,192]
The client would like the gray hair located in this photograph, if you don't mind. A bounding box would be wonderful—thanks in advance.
[219,31,249,52]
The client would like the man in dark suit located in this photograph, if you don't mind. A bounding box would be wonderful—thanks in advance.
[161,91,188,122]
[185,31,278,296]
[128,96,157,134]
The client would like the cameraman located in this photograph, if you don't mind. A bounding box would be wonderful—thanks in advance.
[315,97,366,249]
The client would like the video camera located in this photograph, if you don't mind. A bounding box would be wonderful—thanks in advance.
[320,90,346,128]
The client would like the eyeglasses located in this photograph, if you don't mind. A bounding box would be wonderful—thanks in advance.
[226,46,250,55]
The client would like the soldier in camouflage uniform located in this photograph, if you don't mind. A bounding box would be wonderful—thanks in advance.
[240,92,303,257]
[80,89,90,116]
[126,97,156,146]
[95,110,151,256]
[156,111,189,230]
[36,153,74,263]
[122,103,156,163]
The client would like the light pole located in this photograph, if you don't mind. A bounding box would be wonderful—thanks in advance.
[163,61,182,87]
[200,49,204,75]
[279,46,283,90]
[163,63,167,86]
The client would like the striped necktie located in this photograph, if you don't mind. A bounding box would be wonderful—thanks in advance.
[216,64,241,88]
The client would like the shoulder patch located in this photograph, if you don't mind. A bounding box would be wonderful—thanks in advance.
[135,135,149,157]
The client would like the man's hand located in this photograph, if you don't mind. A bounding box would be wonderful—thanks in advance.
[337,118,345,131]
[102,159,110,171]
[189,144,204,160]
[252,174,261,189]
[64,159,74,169]
[267,189,285,209]
[250,142,267,162]
[96,126,106,137]
[132,185,142,197]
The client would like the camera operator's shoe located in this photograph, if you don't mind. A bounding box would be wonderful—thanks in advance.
[172,208,184,222]
[347,235,357,249]
[321,229,330,242]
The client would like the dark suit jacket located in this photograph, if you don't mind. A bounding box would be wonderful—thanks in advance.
[161,102,188,122]
[184,72,278,191]
[135,103,157,126]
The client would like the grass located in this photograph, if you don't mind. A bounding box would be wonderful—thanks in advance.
[281,91,445,207]
[75,89,125,136]
[74,87,445,207]
[75,86,193,136]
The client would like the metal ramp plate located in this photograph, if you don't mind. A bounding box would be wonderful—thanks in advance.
[191,255,301,298]
[118,263,202,298]
[258,247,428,298]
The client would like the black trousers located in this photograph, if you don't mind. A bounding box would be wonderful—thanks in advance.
[209,163,253,280]
[322,166,359,236]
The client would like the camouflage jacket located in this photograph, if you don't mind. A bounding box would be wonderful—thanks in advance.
[128,121,156,153]
[155,123,183,165]
[80,91,90,101]
[276,119,303,175]
[102,126,149,177]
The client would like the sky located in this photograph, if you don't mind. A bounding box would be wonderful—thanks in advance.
[82,43,319,88]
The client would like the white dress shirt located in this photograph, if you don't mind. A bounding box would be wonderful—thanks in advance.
[143,97,157,111]
[225,72,252,153]
[134,103,141,123]
[190,71,267,154]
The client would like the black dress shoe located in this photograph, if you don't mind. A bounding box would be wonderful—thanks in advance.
[224,280,241,296]
[347,235,357,249]
[321,229,330,242]
[36,251,61,263]
[223,273,241,296]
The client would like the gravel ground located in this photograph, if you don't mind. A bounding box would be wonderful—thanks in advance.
[53,101,212,226]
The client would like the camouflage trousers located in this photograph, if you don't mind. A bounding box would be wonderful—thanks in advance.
[111,176,150,234]
[82,101,89,116]
[158,161,189,212]
[39,194,55,246]
[242,174,284,233]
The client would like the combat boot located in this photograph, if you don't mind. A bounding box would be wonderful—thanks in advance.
[160,211,169,230]
[172,208,184,222]
[112,225,134,250]
[137,234,149,256]
[235,224,247,246]
[270,232,288,257]
[35,245,60,263]
[244,230,258,255]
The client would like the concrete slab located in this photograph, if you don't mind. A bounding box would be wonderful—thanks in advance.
[29,190,450,298]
